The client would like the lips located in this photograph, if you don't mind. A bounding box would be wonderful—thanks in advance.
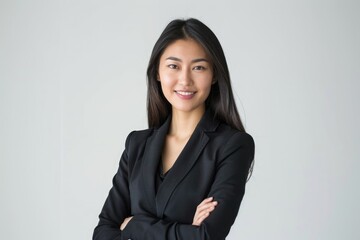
[174,90,196,100]
[175,90,195,96]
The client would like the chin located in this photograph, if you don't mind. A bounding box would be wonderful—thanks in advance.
[172,105,205,114]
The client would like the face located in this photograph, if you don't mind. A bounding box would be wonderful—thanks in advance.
[158,39,213,115]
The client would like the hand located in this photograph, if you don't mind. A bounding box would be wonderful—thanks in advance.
[192,197,218,226]
[120,216,133,231]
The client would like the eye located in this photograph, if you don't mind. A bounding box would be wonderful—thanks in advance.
[167,64,178,69]
[193,66,206,71]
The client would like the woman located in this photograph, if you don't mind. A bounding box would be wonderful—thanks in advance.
[93,18,255,240]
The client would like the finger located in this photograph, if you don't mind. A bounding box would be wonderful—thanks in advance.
[194,203,217,224]
[197,197,214,207]
[196,201,218,212]
[193,198,218,226]
[196,205,216,220]
[197,210,210,220]
[193,212,209,226]
[197,203,216,215]
[120,216,133,231]
[195,204,217,221]
[193,206,209,225]
[195,211,210,225]
[197,199,217,210]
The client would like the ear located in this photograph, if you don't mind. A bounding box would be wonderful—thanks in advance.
[212,78,217,85]
[157,73,160,81]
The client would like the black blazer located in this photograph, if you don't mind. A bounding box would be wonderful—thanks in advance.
[93,111,255,240]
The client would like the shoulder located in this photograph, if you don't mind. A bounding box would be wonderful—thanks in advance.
[201,111,254,149]
[211,123,255,160]
[211,123,254,148]
[124,128,154,149]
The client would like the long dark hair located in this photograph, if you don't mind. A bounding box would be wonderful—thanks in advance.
[146,18,245,132]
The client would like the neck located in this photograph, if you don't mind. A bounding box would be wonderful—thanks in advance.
[169,108,205,139]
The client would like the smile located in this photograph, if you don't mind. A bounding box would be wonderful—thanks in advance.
[175,91,195,96]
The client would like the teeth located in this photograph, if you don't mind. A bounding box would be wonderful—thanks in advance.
[176,91,194,96]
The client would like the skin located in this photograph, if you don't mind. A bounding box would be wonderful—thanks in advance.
[120,39,218,230]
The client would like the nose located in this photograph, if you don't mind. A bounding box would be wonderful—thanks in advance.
[178,68,192,86]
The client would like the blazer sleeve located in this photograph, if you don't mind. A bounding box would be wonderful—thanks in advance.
[121,132,255,240]
[93,132,134,240]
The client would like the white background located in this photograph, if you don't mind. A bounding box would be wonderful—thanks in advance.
[1,0,359,239]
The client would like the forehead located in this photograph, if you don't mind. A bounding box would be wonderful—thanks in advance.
[160,39,208,60]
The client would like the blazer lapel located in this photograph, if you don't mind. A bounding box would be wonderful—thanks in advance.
[140,117,170,213]
[155,110,220,217]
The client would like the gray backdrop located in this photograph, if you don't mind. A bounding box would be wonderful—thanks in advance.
[1,0,359,239]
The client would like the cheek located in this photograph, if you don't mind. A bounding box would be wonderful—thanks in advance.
[159,74,176,89]
[199,75,214,92]
[159,79,174,97]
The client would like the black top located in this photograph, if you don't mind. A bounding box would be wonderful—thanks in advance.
[156,162,170,192]
[93,110,255,240]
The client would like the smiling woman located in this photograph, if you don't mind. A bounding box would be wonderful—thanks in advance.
[158,39,214,117]
[93,18,255,240]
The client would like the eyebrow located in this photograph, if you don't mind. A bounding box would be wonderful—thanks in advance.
[165,56,209,63]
